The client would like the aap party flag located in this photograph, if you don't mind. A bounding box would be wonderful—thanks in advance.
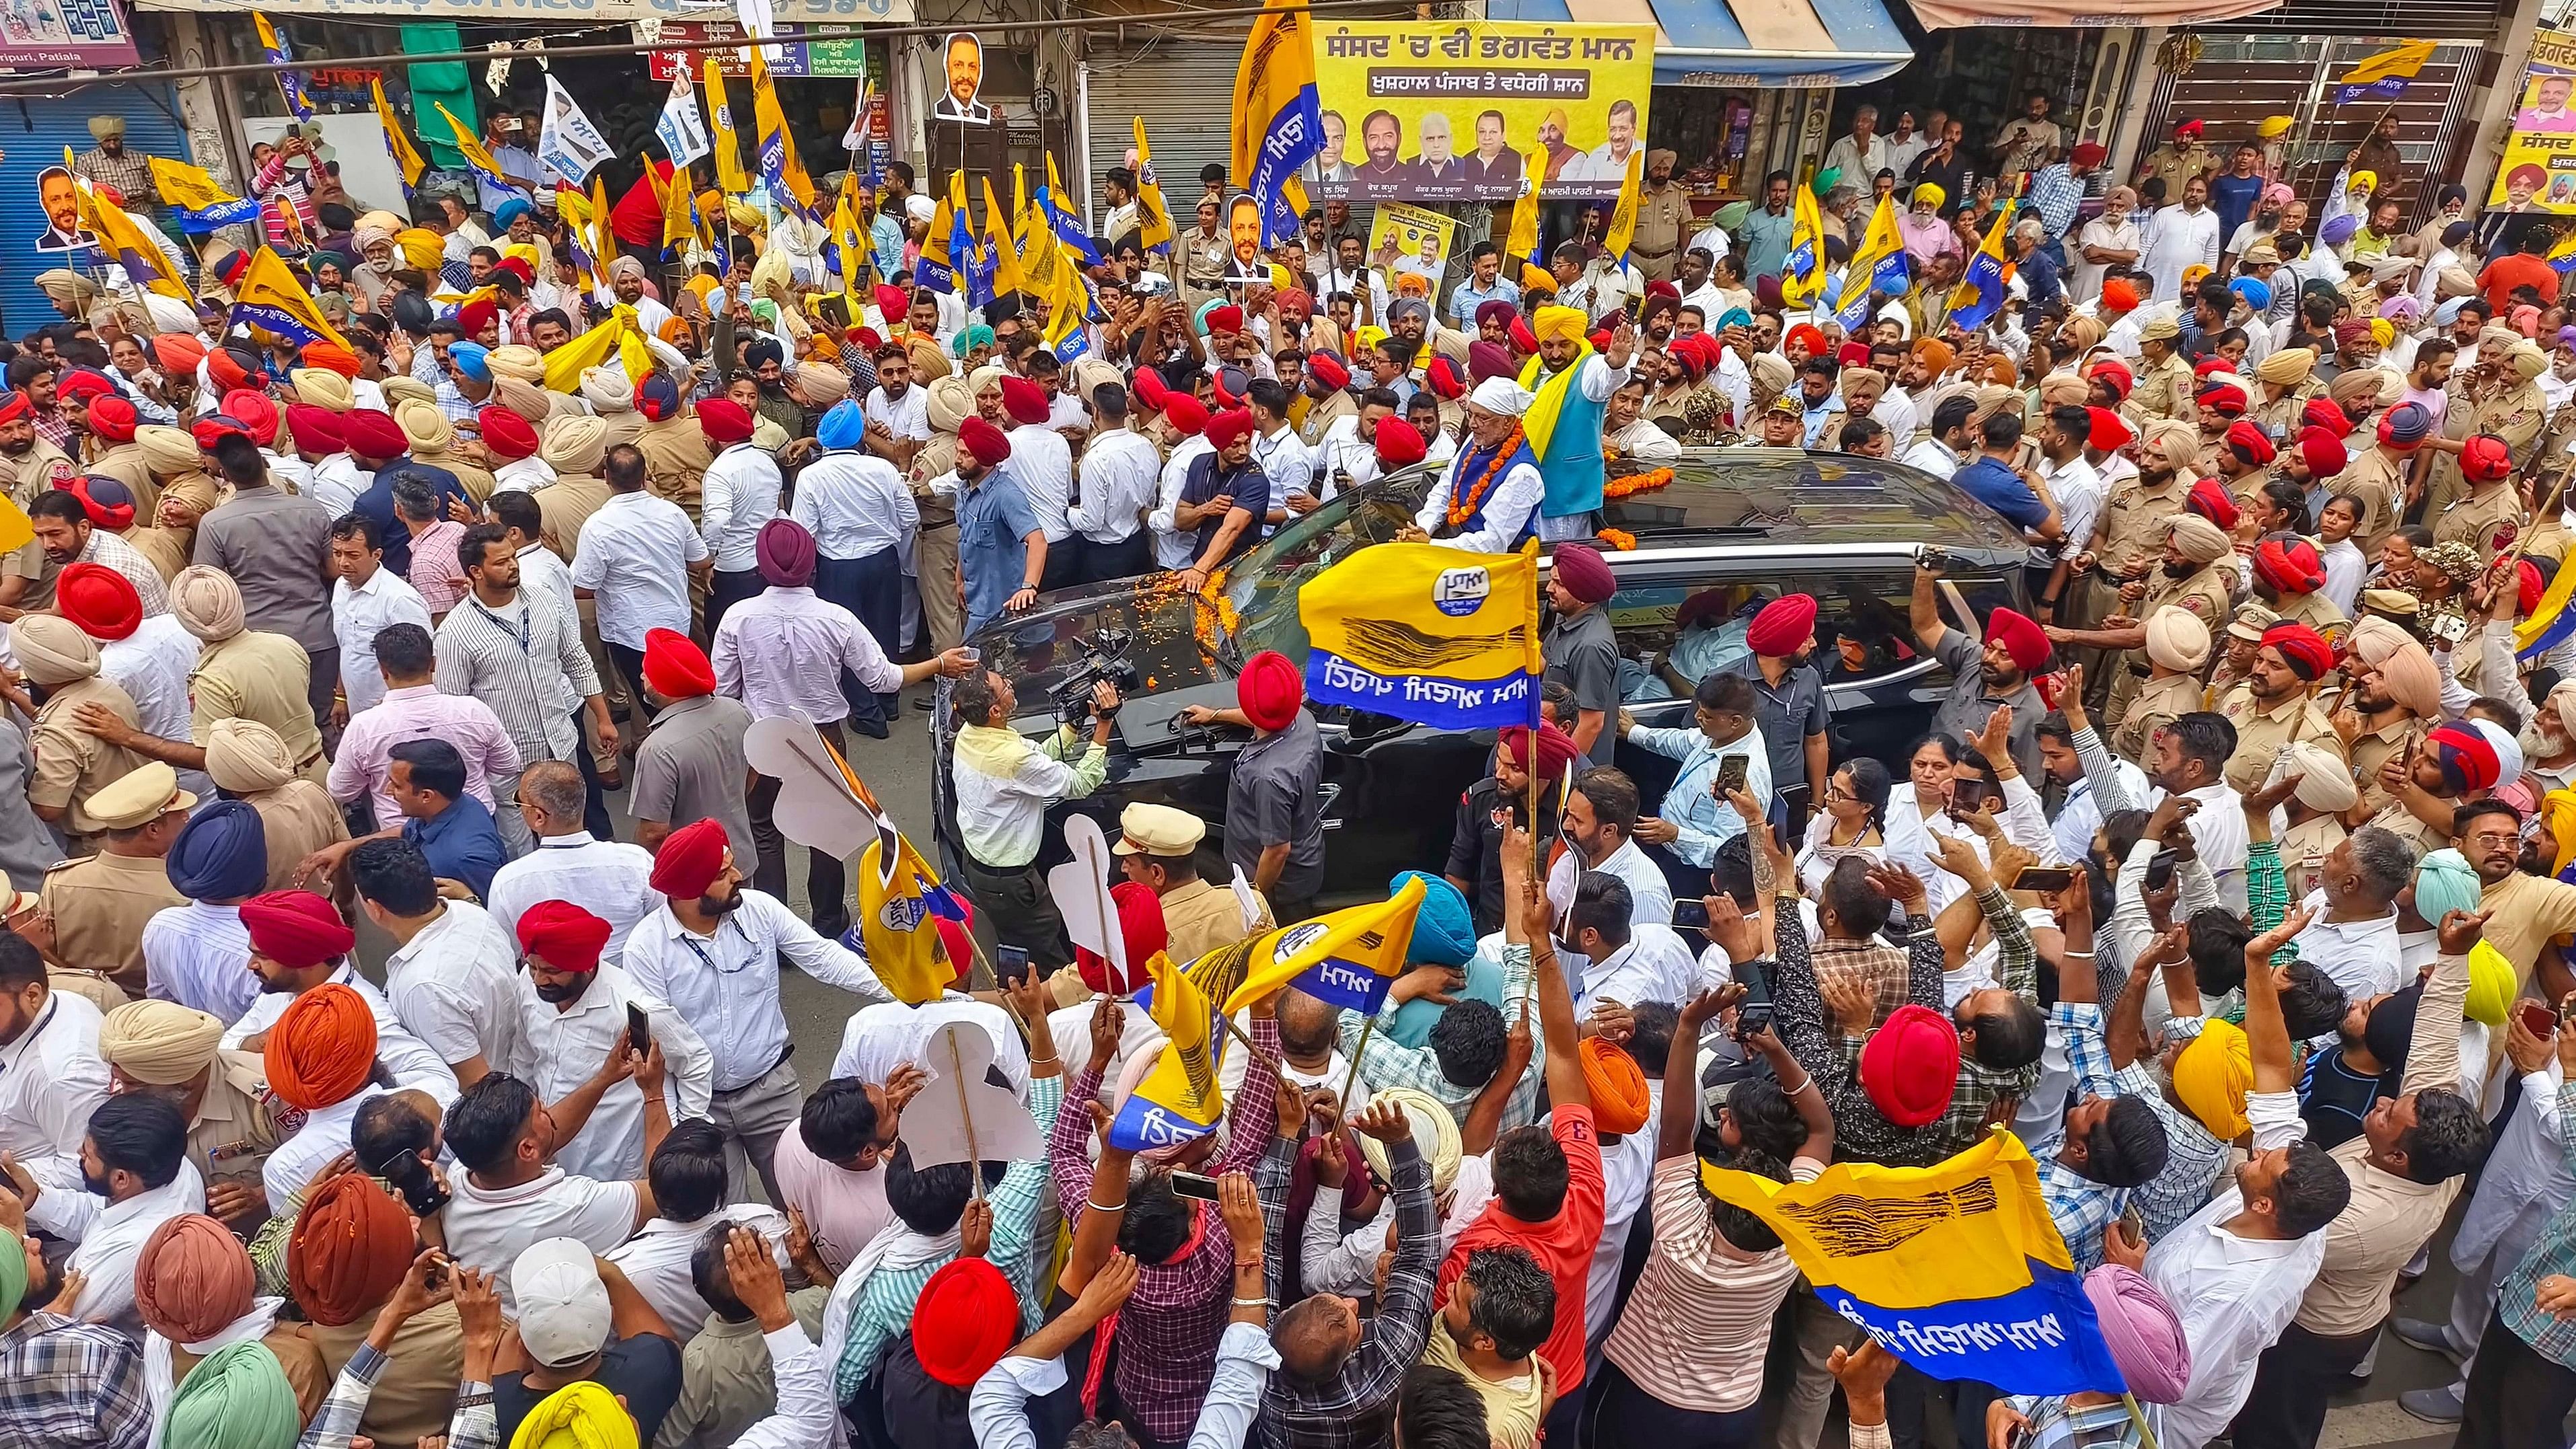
[657,72,712,168]
[1704,1133,2128,1398]
[1230,0,1324,247]
[228,247,350,350]
[2334,38,2436,105]
[1299,540,1543,729]
[1835,194,1911,333]
[148,157,260,233]
[1223,876,1426,1017]
[539,76,616,186]
[1947,200,2014,334]
[254,15,312,124]
[1109,948,1224,1154]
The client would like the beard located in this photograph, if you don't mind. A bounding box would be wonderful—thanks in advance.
[2162,558,2196,580]
[699,888,747,918]
[79,1164,112,1198]
[533,975,591,1004]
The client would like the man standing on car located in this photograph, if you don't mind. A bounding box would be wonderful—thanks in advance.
[1909,551,2051,778]
[1725,593,1832,829]
[1180,650,1325,926]
[948,665,1121,966]
[1543,542,1622,769]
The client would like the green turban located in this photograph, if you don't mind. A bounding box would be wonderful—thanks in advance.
[165,1341,300,1449]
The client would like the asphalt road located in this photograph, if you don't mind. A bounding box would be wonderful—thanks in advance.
[347,677,2501,1449]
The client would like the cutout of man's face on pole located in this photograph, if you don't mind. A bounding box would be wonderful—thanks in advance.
[36,167,94,253]
[1229,193,1263,268]
[936,33,990,124]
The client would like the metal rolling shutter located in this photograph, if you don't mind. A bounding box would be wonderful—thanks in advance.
[1083,41,1243,232]
[0,86,190,332]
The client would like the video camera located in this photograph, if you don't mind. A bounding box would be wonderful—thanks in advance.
[1050,628,1140,730]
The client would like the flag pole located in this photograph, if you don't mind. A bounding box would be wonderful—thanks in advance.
[1524,537,1544,1016]
[947,1031,986,1201]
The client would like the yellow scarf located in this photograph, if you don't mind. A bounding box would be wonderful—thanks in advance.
[1514,338,1593,459]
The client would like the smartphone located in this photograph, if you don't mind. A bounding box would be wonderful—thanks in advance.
[2010,864,2078,894]
[626,1004,651,1058]
[2144,848,2179,892]
[1731,957,1774,1043]
[2522,1000,2561,1039]
[1713,754,1750,799]
[1948,776,1991,816]
[1169,1171,1222,1201]
[1916,544,1948,572]
[1671,899,1711,932]
[994,944,1033,987]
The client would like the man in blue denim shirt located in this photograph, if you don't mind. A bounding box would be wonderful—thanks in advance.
[940,417,1046,638]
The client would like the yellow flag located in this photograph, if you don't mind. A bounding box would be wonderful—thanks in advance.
[980,178,1028,298]
[1504,146,1547,266]
[1835,195,1911,332]
[747,46,818,215]
[147,156,237,211]
[227,246,348,348]
[371,77,428,190]
[1108,950,1224,1152]
[434,104,511,186]
[1132,117,1174,254]
[69,155,189,304]
[1012,163,1027,231]
[834,191,869,312]
[1221,877,1427,1016]
[1297,540,1544,726]
[702,56,749,196]
[918,172,963,293]
[1602,149,1643,262]
[543,305,653,394]
[654,163,694,252]
[590,174,618,295]
[1780,182,1831,309]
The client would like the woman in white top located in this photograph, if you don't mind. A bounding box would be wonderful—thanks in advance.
[2069,188,2142,305]
[2316,494,2367,617]
[1796,757,1891,897]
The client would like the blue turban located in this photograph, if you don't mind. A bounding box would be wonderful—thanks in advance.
[817,398,867,451]
[2320,213,2359,248]
[2433,296,2470,326]
[2413,849,2485,923]
[168,800,268,903]
[1397,870,1474,969]
[445,340,490,383]
[1715,308,1753,331]
[493,196,532,228]
[2228,277,2271,313]
[743,337,786,371]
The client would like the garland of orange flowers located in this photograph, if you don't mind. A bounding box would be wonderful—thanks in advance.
[1596,527,1637,551]
[1603,468,1675,500]
[1445,423,1528,529]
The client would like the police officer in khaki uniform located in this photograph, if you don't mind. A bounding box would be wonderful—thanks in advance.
[2432,433,2524,554]
[2126,320,2197,423]
[1111,803,1274,968]
[1629,150,1691,284]
[96,999,282,1230]
[0,389,71,611]
[2135,118,2217,200]
[2425,342,2546,521]
[2094,515,2238,722]
[38,761,188,1000]
[2217,627,2344,794]
[7,614,146,857]
[0,876,123,1012]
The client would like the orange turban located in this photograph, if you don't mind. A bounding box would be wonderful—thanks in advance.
[289,1173,414,1326]
[135,1214,255,1343]
[264,982,377,1111]
[1578,1037,1650,1135]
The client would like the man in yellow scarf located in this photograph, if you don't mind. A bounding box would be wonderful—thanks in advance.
[1512,305,1637,540]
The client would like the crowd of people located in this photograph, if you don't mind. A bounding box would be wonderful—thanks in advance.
[0,81,2573,1449]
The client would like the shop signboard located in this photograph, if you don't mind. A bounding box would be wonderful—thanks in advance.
[1308,21,1652,205]
[647,21,809,78]
[0,0,138,70]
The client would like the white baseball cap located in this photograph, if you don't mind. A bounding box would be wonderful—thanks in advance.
[511,1237,612,1368]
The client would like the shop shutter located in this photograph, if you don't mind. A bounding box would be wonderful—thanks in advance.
[2221,0,2503,40]
[1082,42,1246,234]
[0,87,191,334]
[2144,34,2480,221]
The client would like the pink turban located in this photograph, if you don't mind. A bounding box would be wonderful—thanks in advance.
[2084,1265,2192,1403]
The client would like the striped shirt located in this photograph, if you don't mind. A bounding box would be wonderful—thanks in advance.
[0,1312,149,1449]
[1337,940,1542,1132]
[2499,1081,2576,1369]
[1600,1154,1818,1413]
[431,586,600,764]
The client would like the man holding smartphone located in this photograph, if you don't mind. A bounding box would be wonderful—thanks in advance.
[1909,550,2050,779]
[1614,674,1772,899]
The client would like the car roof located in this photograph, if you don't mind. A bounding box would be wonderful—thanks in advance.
[1594,449,2030,560]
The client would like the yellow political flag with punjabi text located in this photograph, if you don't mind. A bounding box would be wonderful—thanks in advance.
[703,56,749,196]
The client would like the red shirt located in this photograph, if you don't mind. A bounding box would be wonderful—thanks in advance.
[2480,252,2561,315]
[1434,1102,1606,1393]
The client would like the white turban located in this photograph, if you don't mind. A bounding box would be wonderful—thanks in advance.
[2142,605,2211,673]
[906,194,936,224]
[2284,740,2357,813]
[1468,377,1532,416]
[608,256,647,284]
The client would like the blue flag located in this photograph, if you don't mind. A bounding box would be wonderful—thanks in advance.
[1230,0,1323,248]
[1946,202,2014,333]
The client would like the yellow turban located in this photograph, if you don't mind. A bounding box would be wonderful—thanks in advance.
[394,228,444,272]
[511,1380,638,1449]
[2369,318,2395,349]
[1353,325,1388,355]
[1533,305,1588,345]
[2349,170,2378,196]
[97,1000,226,1086]
[2466,941,2517,1028]
[2255,347,2315,386]
[2546,786,2576,877]
[1912,184,1945,210]
[291,369,352,412]
[2171,1018,2251,1141]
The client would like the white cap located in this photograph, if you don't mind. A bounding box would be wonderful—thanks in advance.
[512,1237,612,1368]
[1467,377,1532,416]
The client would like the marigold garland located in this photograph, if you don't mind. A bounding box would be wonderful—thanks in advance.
[1596,527,1637,552]
[1446,423,1527,529]
[1603,468,1675,499]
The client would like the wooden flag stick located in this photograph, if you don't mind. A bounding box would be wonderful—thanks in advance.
[948,1031,984,1201]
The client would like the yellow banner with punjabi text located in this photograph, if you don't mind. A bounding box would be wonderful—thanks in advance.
[2492,31,2576,212]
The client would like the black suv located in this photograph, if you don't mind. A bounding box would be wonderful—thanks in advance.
[930,449,2032,901]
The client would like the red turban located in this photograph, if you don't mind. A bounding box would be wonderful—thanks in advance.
[190,415,246,451]
[340,408,406,459]
[2088,359,2133,400]
[1499,722,1579,781]
[1746,594,1818,657]
[2223,420,2275,466]
[1133,367,1170,410]
[2295,427,2347,480]
[1159,396,1208,439]
[1783,324,1826,357]
[289,1173,414,1326]
[2302,398,2350,435]
[697,398,756,446]
[2260,622,2332,680]
[1424,356,1465,401]
[480,406,538,461]
[299,341,360,379]
[958,415,1013,466]
[2072,142,2108,168]
[1551,544,1617,605]
[2174,118,2204,139]
[641,627,714,699]
[2193,357,2238,380]
[1508,316,1539,355]
[999,375,1051,427]
[221,389,279,447]
[517,899,612,973]
[1074,881,1167,994]
[2101,279,2139,312]
[284,404,344,454]
[242,889,355,969]
[2462,433,2513,483]
[2195,383,2246,418]
[205,348,252,395]
[1860,1004,1958,1126]
[56,476,132,531]
[1835,341,1872,370]
[135,1214,255,1343]
[1206,305,1245,334]
[2184,478,2238,531]
[494,257,534,285]
[913,1258,1020,1388]
[264,982,378,1111]
[1204,408,1255,451]
[2522,558,2547,618]
[85,396,136,444]
[456,298,496,337]
[151,334,207,377]
[1987,607,2051,673]
[2088,407,2135,452]
[1374,417,1426,469]
[55,367,114,406]
[1237,649,1304,732]
[2429,722,2503,792]
[2252,536,2325,595]
[55,563,140,642]
[0,392,31,426]
[650,819,731,898]
[1306,353,1351,391]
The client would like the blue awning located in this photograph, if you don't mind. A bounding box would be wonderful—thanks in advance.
[1487,0,1915,87]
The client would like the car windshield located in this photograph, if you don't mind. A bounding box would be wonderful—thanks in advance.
[1220,470,1436,664]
